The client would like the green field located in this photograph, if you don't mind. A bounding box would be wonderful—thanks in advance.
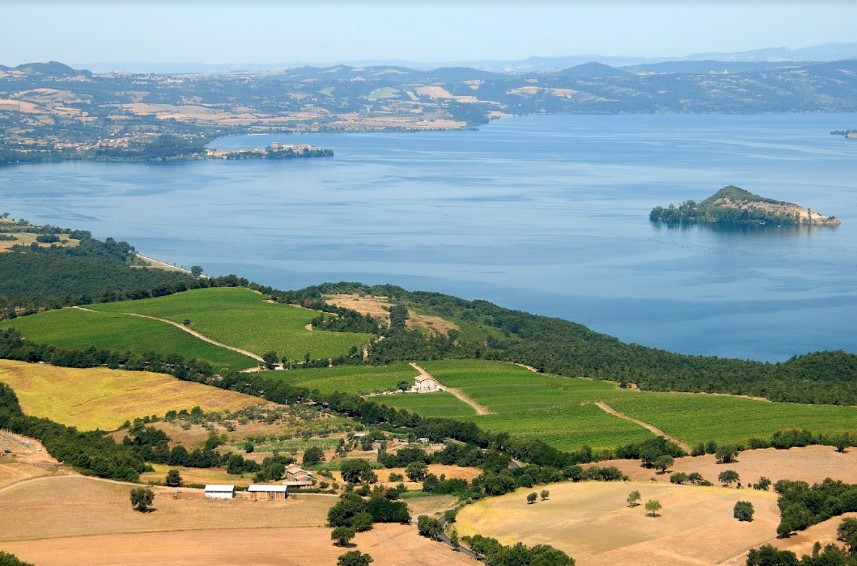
[292,359,857,452]
[271,364,418,395]
[89,287,375,360]
[0,308,256,372]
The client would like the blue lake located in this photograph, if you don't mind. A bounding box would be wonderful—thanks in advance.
[1,113,856,361]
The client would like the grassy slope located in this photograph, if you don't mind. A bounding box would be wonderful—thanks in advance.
[374,359,857,451]
[270,364,418,395]
[0,359,260,430]
[90,287,374,360]
[0,308,256,372]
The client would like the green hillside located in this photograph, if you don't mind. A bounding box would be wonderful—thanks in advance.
[0,308,256,372]
[89,287,375,361]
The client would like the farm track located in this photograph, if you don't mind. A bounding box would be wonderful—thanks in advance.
[409,362,492,416]
[593,401,691,452]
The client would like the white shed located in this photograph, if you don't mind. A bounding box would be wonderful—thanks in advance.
[204,484,236,499]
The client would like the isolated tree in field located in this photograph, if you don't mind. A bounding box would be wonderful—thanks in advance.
[718,469,740,487]
[331,526,356,546]
[654,455,674,473]
[540,489,550,501]
[627,490,641,507]
[130,487,155,512]
[834,435,850,453]
[405,461,428,482]
[734,501,755,522]
[527,492,538,504]
[337,550,373,566]
[645,499,662,517]
[262,350,279,370]
[165,468,182,487]
[715,445,739,464]
[303,445,325,466]
[417,515,442,539]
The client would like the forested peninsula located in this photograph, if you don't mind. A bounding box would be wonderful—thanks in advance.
[649,185,841,227]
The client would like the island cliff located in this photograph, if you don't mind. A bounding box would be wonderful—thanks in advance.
[650,185,841,227]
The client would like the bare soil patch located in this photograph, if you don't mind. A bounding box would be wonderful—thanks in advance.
[593,445,857,486]
[0,432,63,489]
[325,293,459,336]
[456,481,780,566]
[1,523,472,566]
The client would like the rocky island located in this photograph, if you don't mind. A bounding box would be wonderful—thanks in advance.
[650,185,841,227]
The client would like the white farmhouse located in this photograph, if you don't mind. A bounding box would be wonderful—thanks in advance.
[413,375,440,392]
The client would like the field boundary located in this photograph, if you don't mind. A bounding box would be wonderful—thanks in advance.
[593,401,691,452]
[410,363,492,415]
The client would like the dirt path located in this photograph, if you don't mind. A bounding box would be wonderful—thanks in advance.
[593,402,691,452]
[69,307,263,364]
[409,363,492,416]
[513,362,539,373]
[122,313,264,363]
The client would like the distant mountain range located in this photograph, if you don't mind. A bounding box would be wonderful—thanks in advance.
[72,42,857,74]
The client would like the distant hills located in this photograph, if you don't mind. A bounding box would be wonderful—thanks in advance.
[69,42,857,74]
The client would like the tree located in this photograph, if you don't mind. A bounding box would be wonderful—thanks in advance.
[715,445,739,464]
[331,526,356,546]
[834,436,850,453]
[130,487,155,512]
[734,501,754,522]
[262,351,279,370]
[753,477,772,491]
[718,469,740,487]
[645,499,662,517]
[540,489,550,501]
[627,490,641,507]
[0,551,35,566]
[352,512,374,533]
[417,515,442,539]
[405,461,428,482]
[654,455,674,473]
[337,551,373,566]
[745,545,799,566]
[340,459,375,484]
[449,529,460,550]
[837,517,857,552]
[190,265,203,277]
[303,445,325,466]
[527,492,537,504]
[165,468,182,487]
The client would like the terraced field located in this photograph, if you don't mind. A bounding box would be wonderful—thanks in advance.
[90,287,374,361]
[0,360,261,430]
[0,307,257,372]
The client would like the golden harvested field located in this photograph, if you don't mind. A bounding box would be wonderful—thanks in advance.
[0,432,62,489]
[593,445,857,485]
[0,476,333,542]
[0,475,471,566]
[0,524,472,566]
[0,360,261,430]
[324,293,459,335]
[456,481,781,566]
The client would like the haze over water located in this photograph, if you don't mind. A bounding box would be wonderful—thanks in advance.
[2,113,856,362]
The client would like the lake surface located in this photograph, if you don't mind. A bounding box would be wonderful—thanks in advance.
[1,113,856,361]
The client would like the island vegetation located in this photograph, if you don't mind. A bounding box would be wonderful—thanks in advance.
[649,185,841,227]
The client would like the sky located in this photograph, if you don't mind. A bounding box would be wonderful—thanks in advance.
[2,0,857,67]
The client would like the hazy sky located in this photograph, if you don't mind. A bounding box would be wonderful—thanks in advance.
[3,1,857,66]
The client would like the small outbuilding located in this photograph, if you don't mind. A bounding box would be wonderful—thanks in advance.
[247,484,289,501]
[204,484,236,500]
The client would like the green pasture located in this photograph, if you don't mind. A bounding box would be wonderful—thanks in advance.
[89,287,375,360]
[0,308,256,372]
[272,364,418,395]
[386,359,857,452]
[377,391,480,420]
[609,394,857,447]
